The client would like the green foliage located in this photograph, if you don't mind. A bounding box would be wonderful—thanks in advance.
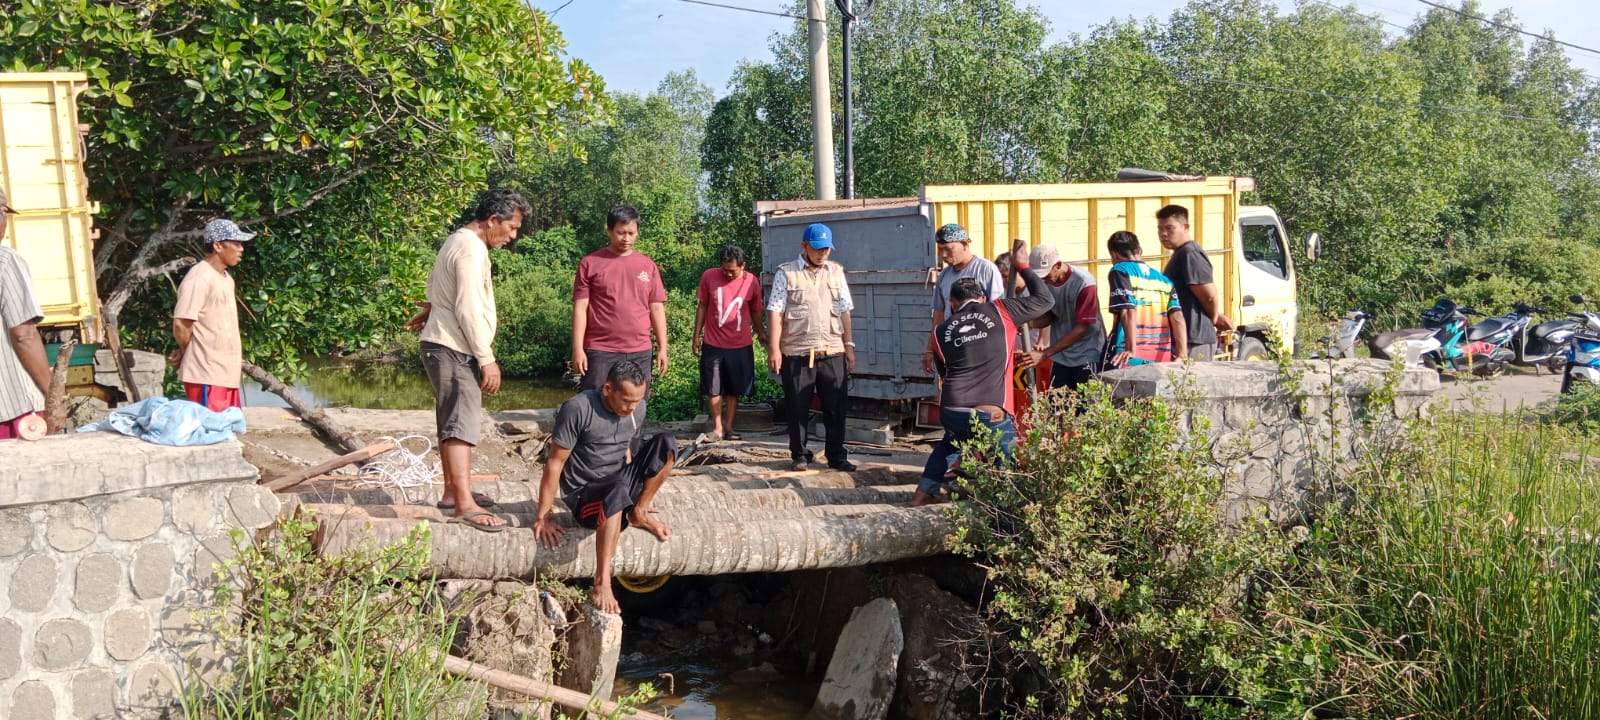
[0,0,607,378]
[1246,413,1600,718]
[493,250,580,378]
[1548,382,1600,435]
[950,384,1293,716]
[184,515,466,719]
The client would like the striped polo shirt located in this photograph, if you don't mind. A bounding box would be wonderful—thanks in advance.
[0,247,45,421]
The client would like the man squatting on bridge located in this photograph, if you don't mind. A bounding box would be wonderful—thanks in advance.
[0,188,54,440]
[534,359,676,615]
[913,258,1056,506]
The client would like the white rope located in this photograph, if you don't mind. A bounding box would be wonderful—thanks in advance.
[355,435,442,492]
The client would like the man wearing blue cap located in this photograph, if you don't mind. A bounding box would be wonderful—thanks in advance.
[766,223,856,472]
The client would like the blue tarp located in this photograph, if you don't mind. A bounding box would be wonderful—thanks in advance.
[75,397,247,446]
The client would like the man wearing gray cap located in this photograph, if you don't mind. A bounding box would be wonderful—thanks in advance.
[922,223,1006,374]
[171,218,252,411]
[1017,243,1104,392]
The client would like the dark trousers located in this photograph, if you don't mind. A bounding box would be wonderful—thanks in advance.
[781,353,849,464]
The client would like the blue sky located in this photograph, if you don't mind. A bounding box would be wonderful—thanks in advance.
[534,0,1600,97]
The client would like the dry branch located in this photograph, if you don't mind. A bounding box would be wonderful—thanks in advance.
[435,650,667,720]
[242,360,364,453]
[264,441,397,492]
[45,340,75,433]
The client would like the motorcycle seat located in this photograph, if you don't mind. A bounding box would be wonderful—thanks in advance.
[1467,316,1513,341]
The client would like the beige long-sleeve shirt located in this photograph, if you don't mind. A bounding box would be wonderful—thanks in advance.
[420,228,497,364]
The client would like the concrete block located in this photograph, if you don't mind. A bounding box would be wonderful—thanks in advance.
[9,553,59,612]
[172,484,215,533]
[494,408,558,436]
[0,618,20,680]
[104,607,152,661]
[34,618,93,670]
[813,597,902,720]
[104,496,166,541]
[70,668,117,719]
[808,418,895,447]
[73,552,123,613]
[0,507,30,556]
[126,660,179,712]
[46,502,97,552]
[131,542,176,600]
[556,603,624,706]
[8,681,56,720]
[226,485,281,530]
[0,434,258,508]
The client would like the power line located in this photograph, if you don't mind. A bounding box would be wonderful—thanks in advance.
[1413,0,1600,58]
[675,0,807,21]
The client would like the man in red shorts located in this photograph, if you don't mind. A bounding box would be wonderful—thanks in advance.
[171,218,252,412]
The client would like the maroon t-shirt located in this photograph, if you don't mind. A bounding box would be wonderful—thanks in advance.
[574,248,667,353]
[697,268,763,349]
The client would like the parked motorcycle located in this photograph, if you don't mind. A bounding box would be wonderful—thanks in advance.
[1312,309,1372,359]
[1560,294,1600,394]
[1506,299,1582,373]
[1369,298,1505,376]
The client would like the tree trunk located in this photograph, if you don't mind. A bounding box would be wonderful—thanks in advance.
[241,360,364,453]
[101,314,141,404]
[311,504,953,580]
[45,340,75,433]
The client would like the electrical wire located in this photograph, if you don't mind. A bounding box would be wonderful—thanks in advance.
[675,0,809,22]
[1413,0,1600,58]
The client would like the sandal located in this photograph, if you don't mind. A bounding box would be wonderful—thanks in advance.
[450,510,509,533]
[725,432,742,441]
[436,492,497,512]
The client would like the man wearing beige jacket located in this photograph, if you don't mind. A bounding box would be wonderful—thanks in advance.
[409,188,531,531]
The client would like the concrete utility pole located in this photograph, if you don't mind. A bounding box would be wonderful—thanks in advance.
[807,0,837,200]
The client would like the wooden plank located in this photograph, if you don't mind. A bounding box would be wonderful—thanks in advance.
[263,441,397,492]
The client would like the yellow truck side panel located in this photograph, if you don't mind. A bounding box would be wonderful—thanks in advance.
[922,179,1257,352]
[0,72,101,342]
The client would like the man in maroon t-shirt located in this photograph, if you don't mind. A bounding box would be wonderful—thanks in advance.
[693,244,764,441]
[572,205,669,419]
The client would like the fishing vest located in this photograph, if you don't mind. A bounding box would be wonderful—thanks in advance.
[777,259,847,355]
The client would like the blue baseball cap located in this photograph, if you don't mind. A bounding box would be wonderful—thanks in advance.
[802,223,833,250]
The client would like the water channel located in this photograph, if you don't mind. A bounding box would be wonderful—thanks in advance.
[244,358,819,718]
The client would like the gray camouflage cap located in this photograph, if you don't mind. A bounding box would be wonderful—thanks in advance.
[203,218,255,243]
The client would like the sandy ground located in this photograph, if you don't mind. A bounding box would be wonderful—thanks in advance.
[1436,365,1566,414]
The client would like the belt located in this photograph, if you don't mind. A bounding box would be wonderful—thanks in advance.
[947,405,1007,422]
[785,349,845,368]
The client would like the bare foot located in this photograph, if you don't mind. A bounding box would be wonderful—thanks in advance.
[627,506,671,541]
[455,505,506,528]
[591,584,621,615]
[911,490,945,507]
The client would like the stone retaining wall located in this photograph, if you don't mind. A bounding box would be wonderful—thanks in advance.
[0,434,269,719]
[1098,359,1439,525]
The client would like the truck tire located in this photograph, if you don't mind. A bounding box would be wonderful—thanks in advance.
[1234,337,1269,362]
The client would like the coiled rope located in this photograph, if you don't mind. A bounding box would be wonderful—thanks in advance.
[355,435,441,503]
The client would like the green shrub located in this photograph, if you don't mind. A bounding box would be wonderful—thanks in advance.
[493,251,578,377]
[951,383,1293,717]
[1549,382,1600,435]
[183,515,466,719]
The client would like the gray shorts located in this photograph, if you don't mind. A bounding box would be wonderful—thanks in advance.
[581,348,654,391]
[421,342,482,445]
[1189,343,1217,361]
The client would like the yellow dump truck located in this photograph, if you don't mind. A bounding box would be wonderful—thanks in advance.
[2,72,162,404]
[758,170,1319,418]
[0,72,101,342]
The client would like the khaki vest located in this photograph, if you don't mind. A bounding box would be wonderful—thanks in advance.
[778,259,846,355]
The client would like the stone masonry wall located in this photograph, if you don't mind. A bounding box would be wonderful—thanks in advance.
[0,434,271,720]
[1098,359,1440,525]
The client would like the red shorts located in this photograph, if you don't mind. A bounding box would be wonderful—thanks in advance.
[0,411,44,440]
[185,383,242,412]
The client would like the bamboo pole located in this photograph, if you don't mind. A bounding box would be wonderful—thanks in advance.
[436,650,667,720]
[264,440,397,492]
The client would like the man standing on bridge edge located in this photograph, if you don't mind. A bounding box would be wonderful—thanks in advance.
[767,223,856,472]
[694,244,763,442]
[0,187,53,439]
[922,223,1006,375]
[410,188,531,531]
[1158,204,1233,360]
[170,218,252,412]
[533,359,676,615]
[915,257,1056,506]
[571,204,669,422]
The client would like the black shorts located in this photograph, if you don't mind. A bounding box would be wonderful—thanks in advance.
[699,343,755,398]
[564,433,677,529]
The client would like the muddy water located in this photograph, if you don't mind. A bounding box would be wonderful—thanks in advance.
[613,657,816,719]
[241,357,575,412]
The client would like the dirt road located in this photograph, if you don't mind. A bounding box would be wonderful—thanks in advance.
[1437,366,1566,413]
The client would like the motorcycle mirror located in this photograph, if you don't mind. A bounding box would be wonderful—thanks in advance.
[1573,294,1589,306]
[1303,232,1321,263]
[1541,294,1554,303]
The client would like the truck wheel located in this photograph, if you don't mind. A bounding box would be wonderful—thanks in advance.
[1234,337,1269,361]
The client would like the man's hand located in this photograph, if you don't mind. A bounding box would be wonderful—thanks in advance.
[692,334,703,356]
[571,348,588,378]
[167,347,185,370]
[1111,351,1133,368]
[405,302,431,332]
[655,350,669,376]
[844,345,855,372]
[533,514,565,548]
[1016,349,1048,370]
[768,349,782,374]
[1215,313,1236,332]
[921,351,935,374]
[480,361,502,394]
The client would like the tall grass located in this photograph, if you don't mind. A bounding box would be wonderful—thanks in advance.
[1260,412,1600,719]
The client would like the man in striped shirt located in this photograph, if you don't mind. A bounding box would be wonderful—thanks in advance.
[0,189,52,439]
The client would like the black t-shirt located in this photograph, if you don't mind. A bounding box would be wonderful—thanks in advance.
[1163,240,1217,345]
[550,389,639,497]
